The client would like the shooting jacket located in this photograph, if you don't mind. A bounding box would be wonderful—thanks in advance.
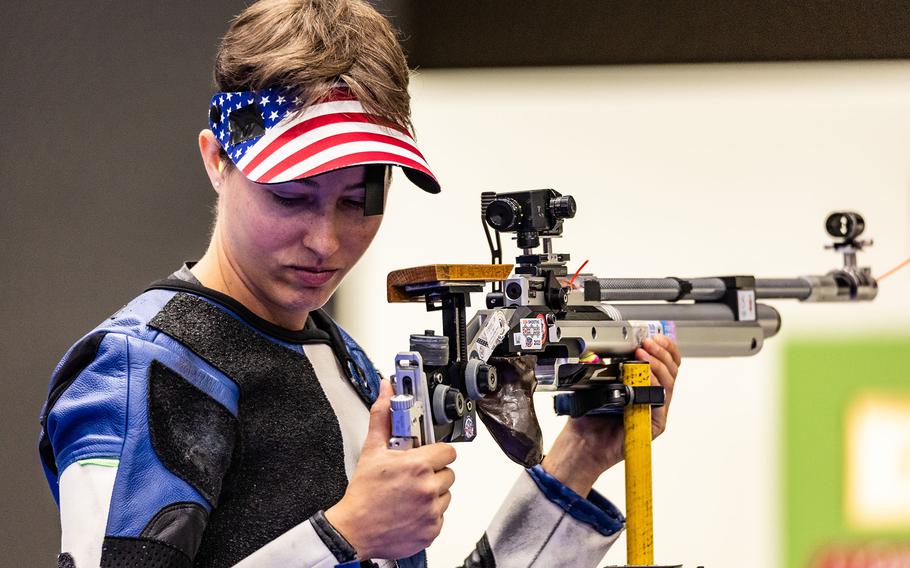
[39,267,624,568]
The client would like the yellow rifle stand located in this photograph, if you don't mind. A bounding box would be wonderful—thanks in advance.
[614,361,684,568]
[623,361,654,565]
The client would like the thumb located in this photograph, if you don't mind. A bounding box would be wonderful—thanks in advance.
[364,378,393,449]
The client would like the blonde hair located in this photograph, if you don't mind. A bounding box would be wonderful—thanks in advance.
[214,0,411,133]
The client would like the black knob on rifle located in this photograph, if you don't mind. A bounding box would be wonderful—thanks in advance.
[464,360,499,400]
[486,292,505,308]
[544,285,569,310]
[432,385,466,424]
[548,195,577,220]
[486,198,521,232]
[445,389,466,420]
[477,364,498,394]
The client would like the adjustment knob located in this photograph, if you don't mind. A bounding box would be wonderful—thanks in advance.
[390,394,416,438]
[390,394,414,411]
[486,198,522,231]
[476,364,498,394]
[433,385,466,424]
[465,359,499,400]
[486,291,505,308]
[548,195,577,219]
[445,389,466,420]
[409,332,450,366]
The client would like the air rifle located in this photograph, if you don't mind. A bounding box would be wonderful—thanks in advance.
[385,189,876,566]
[386,189,876,454]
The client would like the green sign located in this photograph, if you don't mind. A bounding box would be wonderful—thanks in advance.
[783,337,910,567]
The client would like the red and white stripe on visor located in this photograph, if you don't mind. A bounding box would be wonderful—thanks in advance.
[234,98,435,186]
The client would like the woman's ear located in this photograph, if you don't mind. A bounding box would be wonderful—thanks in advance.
[198,129,225,194]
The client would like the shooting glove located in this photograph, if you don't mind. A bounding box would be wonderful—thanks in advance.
[477,355,544,468]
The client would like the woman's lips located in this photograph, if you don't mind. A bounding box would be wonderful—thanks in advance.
[287,266,338,286]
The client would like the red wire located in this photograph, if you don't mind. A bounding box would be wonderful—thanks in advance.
[569,259,589,287]
[876,256,910,282]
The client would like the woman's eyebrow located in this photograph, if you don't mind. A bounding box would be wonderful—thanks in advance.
[290,179,365,191]
[294,178,319,188]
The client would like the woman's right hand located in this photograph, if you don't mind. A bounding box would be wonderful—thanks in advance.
[325,379,456,560]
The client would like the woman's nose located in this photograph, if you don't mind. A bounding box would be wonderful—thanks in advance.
[301,214,341,260]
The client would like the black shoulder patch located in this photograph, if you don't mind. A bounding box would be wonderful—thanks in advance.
[100,536,191,568]
[148,293,348,567]
[57,552,76,568]
[148,361,236,507]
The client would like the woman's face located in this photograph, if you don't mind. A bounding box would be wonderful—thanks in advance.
[216,164,384,319]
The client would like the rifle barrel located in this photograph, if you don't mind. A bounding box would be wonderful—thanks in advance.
[603,303,781,339]
[592,276,820,302]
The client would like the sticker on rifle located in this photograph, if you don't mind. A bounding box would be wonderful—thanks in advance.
[518,317,546,350]
[536,313,549,342]
[467,310,510,362]
[660,320,677,341]
[463,415,475,440]
[737,290,756,321]
[628,320,669,344]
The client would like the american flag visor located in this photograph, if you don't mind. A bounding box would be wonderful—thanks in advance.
[208,87,440,193]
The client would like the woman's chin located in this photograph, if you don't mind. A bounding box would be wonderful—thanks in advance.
[278,285,336,314]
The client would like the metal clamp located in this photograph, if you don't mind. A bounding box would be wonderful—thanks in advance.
[389,352,436,450]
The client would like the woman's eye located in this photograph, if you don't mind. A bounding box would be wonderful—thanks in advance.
[342,198,366,210]
[271,193,305,207]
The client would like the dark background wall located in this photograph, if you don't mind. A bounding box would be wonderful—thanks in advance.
[1,2,907,565]
[1,3,249,564]
[394,0,910,67]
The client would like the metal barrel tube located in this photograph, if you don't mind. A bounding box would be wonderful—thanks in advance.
[595,276,825,302]
[603,303,781,339]
[593,277,726,301]
[552,319,769,358]
[673,321,765,357]
[593,278,680,301]
[754,278,812,300]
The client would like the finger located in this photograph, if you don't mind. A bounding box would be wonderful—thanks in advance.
[433,467,456,494]
[637,350,672,434]
[643,337,678,379]
[638,342,677,436]
[436,490,453,517]
[635,347,675,404]
[413,442,457,471]
[659,335,683,367]
[364,379,393,448]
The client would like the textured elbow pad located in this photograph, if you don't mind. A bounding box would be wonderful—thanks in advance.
[57,553,76,568]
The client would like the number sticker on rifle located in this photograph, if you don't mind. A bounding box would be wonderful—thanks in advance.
[468,309,510,362]
[737,290,757,321]
[628,320,678,343]
[517,317,547,350]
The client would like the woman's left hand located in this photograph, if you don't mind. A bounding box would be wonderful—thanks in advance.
[540,334,681,496]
